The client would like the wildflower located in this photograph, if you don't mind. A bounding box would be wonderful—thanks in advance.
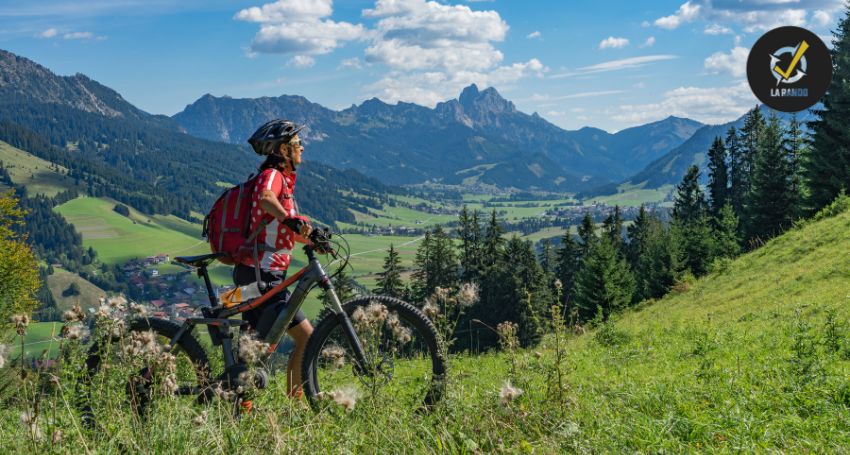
[422,299,440,319]
[130,303,147,316]
[63,305,86,323]
[497,321,519,350]
[124,330,160,357]
[238,333,270,365]
[321,345,346,369]
[393,325,412,345]
[365,302,389,325]
[193,410,208,426]
[62,324,89,341]
[457,282,480,307]
[94,305,112,320]
[554,279,563,291]
[351,307,367,325]
[20,411,42,441]
[213,384,236,401]
[11,314,29,335]
[320,387,359,412]
[533,351,543,359]
[499,381,523,406]
[109,319,126,338]
[51,429,62,444]
[48,374,61,386]
[433,286,450,302]
[387,312,401,330]
[0,344,8,369]
[107,295,128,309]
[161,373,178,395]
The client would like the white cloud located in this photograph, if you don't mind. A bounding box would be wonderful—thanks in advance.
[531,90,625,102]
[526,30,541,40]
[39,28,58,38]
[704,23,732,35]
[359,0,545,107]
[812,10,831,27]
[63,31,93,40]
[612,81,756,125]
[598,36,629,49]
[704,46,749,77]
[550,54,678,78]
[654,1,701,29]
[338,57,363,70]
[289,55,315,68]
[366,58,546,107]
[641,36,655,48]
[363,0,509,72]
[235,0,368,56]
[654,1,843,34]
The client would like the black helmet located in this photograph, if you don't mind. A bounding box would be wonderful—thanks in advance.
[247,119,305,156]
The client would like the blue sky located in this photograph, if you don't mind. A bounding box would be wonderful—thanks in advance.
[0,0,844,132]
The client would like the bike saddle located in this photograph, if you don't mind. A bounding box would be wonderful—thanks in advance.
[173,252,224,268]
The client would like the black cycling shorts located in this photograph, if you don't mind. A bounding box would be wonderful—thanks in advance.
[232,264,306,333]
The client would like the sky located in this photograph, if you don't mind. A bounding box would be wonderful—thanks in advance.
[0,0,844,133]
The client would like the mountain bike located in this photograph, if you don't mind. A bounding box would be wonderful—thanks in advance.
[77,229,445,426]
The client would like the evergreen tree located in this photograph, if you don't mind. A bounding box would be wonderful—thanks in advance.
[707,136,729,218]
[538,238,555,275]
[482,209,504,266]
[573,236,635,322]
[673,166,715,276]
[601,205,624,250]
[577,212,596,256]
[375,244,404,298]
[554,230,581,306]
[504,236,550,346]
[749,114,795,241]
[805,6,850,213]
[457,206,483,280]
[736,106,766,231]
[727,126,747,218]
[713,204,741,259]
[322,268,355,305]
[411,225,458,300]
[627,206,680,301]
[783,114,807,219]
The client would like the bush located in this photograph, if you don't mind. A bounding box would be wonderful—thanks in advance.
[113,204,130,217]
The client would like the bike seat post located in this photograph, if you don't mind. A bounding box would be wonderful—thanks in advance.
[197,265,218,307]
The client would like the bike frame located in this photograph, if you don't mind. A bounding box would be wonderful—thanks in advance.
[170,245,369,385]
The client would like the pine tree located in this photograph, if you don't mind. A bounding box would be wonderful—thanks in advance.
[707,136,729,218]
[627,206,680,301]
[601,205,624,250]
[805,6,850,213]
[572,236,635,322]
[577,212,596,256]
[504,236,550,346]
[749,114,795,241]
[673,165,715,276]
[375,244,404,298]
[538,238,555,275]
[554,229,581,304]
[482,209,504,266]
[713,204,741,259]
[783,115,807,219]
[457,206,483,280]
[727,126,747,218]
[411,225,458,300]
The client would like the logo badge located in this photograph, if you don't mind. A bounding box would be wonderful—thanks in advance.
[747,26,831,112]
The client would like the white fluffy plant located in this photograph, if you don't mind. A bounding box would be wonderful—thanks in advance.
[423,283,479,352]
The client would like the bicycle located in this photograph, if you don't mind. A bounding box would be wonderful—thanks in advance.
[77,229,446,426]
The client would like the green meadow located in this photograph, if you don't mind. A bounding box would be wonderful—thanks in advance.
[0,140,80,197]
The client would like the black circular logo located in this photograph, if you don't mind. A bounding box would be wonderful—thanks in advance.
[746,26,831,112]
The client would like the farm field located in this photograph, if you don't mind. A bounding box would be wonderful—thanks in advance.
[45,268,107,312]
[0,140,80,197]
[583,183,674,207]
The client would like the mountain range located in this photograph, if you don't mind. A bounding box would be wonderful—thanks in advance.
[172,85,704,192]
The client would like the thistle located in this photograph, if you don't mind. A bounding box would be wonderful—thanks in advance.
[62,305,85,323]
[238,333,270,365]
[499,381,523,406]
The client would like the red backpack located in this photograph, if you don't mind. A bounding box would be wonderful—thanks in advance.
[202,175,263,265]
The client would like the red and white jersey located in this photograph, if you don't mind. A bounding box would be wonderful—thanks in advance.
[241,168,302,272]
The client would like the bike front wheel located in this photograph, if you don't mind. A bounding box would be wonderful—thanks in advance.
[301,296,446,413]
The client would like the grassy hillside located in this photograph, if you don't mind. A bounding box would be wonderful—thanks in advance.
[45,268,107,312]
[3,199,849,452]
[0,140,79,197]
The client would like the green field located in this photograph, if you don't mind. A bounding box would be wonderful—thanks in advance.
[0,140,80,197]
[46,268,107,312]
[583,183,674,207]
[54,197,210,265]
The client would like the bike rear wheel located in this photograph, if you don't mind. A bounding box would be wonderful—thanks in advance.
[77,317,211,429]
[301,296,446,413]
